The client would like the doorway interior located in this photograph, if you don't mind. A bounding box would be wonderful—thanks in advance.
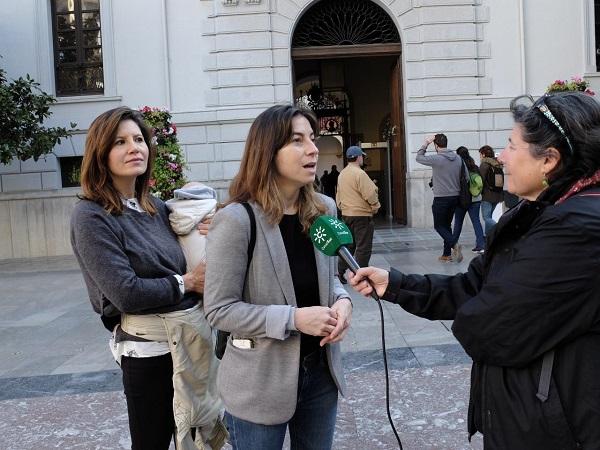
[293,56,405,223]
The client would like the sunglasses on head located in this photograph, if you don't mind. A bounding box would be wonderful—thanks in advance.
[511,94,574,155]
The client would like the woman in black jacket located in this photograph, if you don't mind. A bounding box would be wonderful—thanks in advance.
[348,91,600,449]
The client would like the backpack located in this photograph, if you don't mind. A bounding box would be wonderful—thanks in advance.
[214,202,255,360]
[486,164,504,192]
[459,162,472,209]
[468,171,483,197]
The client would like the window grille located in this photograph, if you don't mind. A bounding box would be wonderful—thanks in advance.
[292,0,400,47]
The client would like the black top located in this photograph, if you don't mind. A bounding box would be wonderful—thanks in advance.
[279,214,321,358]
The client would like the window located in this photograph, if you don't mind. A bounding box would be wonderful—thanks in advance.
[59,156,83,187]
[50,0,104,96]
[596,0,600,71]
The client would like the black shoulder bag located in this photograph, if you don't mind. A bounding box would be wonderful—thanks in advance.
[214,202,256,360]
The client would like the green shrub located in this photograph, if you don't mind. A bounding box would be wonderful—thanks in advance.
[0,65,75,164]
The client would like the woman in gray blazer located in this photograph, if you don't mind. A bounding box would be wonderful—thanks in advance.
[205,104,353,450]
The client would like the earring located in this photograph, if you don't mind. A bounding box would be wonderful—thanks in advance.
[542,174,549,188]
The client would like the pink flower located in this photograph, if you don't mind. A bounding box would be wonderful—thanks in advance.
[571,76,583,83]
[148,178,156,187]
[168,162,179,171]
[585,88,596,96]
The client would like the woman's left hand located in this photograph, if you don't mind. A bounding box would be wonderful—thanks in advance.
[197,217,212,236]
[320,298,352,346]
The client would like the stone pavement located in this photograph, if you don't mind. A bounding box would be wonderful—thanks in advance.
[0,226,484,450]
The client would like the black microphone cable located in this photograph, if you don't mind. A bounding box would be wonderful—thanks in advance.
[370,288,403,450]
[339,248,403,449]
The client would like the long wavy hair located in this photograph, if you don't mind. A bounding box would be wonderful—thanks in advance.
[227,104,326,232]
[80,107,156,215]
[510,92,600,203]
[456,146,479,172]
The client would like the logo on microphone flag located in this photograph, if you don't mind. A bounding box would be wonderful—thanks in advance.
[309,216,353,256]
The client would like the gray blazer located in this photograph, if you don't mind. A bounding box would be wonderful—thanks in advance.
[204,194,349,425]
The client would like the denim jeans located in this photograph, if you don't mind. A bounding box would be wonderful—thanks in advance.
[225,349,338,450]
[481,201,499,235]
[452,201,485,249]
[432,196,459,256]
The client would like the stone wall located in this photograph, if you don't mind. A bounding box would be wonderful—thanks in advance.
[0,189,79,259]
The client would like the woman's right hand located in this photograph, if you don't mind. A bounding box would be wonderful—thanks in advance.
[347,267,389,298]
[295,306,338,337]
[183,262,206,294]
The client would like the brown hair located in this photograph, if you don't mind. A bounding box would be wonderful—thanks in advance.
[433,133,447,148]
[228,104,326,232]
[479,145,495,158]
[80,107,156,215]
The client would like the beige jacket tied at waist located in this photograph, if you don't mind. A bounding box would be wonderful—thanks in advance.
[121,305,227,450]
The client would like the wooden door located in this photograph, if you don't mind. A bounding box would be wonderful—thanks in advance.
[389,56,407,224]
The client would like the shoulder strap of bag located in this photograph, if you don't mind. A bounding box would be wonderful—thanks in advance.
[241,202,256,278]
[214,202,256,360]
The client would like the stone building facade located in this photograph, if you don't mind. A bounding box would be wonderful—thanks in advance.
[0,0,598,259]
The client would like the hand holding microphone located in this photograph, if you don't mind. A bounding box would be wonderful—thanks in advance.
[347,267,389,298]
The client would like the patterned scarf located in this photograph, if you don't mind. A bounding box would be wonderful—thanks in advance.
[555,168,600,204]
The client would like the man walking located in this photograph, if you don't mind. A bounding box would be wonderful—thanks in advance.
[417,134,464,262]
[336,146,380,282]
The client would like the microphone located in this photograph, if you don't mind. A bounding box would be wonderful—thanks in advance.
[309,215,403,449]
[309,215,378,300]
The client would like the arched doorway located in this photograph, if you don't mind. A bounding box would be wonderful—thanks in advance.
[291,0,407,223]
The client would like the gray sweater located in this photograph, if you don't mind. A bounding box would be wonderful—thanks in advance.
[416,146,463,197]
[70,198,198,329]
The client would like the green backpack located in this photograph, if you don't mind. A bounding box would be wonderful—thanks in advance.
[469,171,483,197]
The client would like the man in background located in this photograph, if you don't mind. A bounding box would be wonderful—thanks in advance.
[416,134,463,262]
[327,164,340,198]
[320,170,330,196]
[336,146,380,282]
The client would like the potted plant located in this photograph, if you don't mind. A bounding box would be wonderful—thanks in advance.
[546,76,595,96]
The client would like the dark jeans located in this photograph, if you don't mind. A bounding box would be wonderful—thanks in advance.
[225,349,339,450]
[481,200,499,235]
[338,215,374,276]
[432,196,459,256]
[121,353,175,450]
[453,201,485,249]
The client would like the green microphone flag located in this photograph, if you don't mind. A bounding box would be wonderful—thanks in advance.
[309,216,353,256]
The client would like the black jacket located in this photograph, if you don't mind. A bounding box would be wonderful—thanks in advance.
[383,187,600,449]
